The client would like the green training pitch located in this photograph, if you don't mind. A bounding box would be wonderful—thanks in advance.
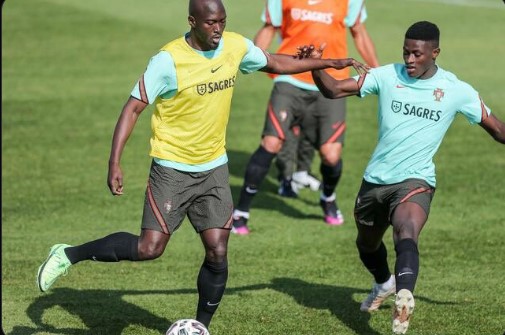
[2,1,504,334]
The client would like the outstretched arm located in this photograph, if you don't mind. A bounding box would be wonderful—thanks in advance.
[108,96,148,195]
[312,68,364,99]
[259,50,368,75]
[479,113,505,144]
[296,44,367,99]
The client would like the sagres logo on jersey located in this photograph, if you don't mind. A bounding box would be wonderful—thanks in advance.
[391,100,402,113]
[291,8,334,24]
[197,84,207,96]
[196,76,236,96]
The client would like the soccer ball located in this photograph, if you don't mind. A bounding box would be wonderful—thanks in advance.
[166,319,210,335]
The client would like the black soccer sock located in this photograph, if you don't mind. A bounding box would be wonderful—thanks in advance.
[394,238,419,293]
[64,232,139,264]
[196,259,228,327]
[320,160,343,198]
[236,146,276,212]
[358,242,392,284]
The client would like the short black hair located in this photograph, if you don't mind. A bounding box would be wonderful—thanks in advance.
[405,21,440,42]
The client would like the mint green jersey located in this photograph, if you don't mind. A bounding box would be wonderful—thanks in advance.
[355,64,491,187]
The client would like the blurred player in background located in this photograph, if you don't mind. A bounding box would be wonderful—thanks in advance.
[35,0,368,330]
[232,0,379,235]
[275,124,321,197]
[304,21,505,334]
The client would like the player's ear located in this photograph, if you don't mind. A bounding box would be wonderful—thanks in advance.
[188,15,196,28]
[432,47,440,60]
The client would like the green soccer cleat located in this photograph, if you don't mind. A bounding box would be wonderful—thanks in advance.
[37,244,72,292]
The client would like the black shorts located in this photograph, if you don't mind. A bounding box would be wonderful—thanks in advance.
[354,178,435,228]
[141,161,234,234]
[262,82,346,148]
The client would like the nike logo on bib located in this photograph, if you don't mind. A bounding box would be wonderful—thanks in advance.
[211,65,223,73]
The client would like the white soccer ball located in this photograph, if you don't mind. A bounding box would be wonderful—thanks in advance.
[166,319,210,335]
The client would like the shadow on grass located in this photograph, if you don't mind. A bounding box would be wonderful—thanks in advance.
[228,278,455,335]
[227,279,380,335]
[9,287,189,335]
[272,278,380,335]
[12,279,453,335]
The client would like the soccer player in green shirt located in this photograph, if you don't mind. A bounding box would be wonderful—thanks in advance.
[301,21,505,334]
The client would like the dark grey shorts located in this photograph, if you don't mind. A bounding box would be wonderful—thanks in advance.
[141,161,234,234]
[262,82,346,148]
[354,178,435,228]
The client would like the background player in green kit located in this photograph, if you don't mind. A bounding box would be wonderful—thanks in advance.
[300,21,505,334]
[35,0,368,330]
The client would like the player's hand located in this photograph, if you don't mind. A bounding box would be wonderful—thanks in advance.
[333,58,370,75]
[348,58,370,76]
[107,162,124,196]
[294,43,326,59]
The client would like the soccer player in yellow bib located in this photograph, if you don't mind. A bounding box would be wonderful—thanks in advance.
[36,0,368,330]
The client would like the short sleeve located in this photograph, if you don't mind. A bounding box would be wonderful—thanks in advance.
[344,0,368,27]
[239,38,268,74]
[130,51,177,104]
[353,67,380,97]
[457,83,491,124]
[261,0,283,27]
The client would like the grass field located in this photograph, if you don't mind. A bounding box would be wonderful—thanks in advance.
[2,0,505,334]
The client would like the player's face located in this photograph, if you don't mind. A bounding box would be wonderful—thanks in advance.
[188,3,226,51]
[403,39,440,79]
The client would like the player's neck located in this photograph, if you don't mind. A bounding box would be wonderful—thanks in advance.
[417,64,438,80]
[186,35,201,51]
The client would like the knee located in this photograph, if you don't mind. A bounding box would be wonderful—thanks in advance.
[319,143,342,166]
[321,153,339,166]
[205,242,228,264]
[392,219,420,241]
[138,239,166,260]
[261,136,283,154]
[391,202,427,241]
